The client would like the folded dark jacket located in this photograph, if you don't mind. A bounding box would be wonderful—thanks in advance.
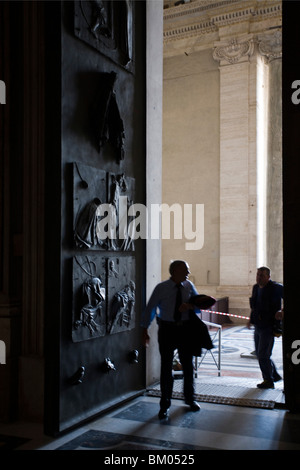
[188,310,214,356]
[189,294,216,310]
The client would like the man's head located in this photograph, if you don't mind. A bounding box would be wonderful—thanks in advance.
[169,260,190,284]
[256,266,271,287]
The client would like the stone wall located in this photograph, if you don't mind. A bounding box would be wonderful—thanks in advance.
[162,0,282,317]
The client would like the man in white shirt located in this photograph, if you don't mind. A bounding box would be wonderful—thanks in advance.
[141,260,201,419]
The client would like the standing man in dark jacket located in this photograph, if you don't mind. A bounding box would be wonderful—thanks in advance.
[247,266,283,389]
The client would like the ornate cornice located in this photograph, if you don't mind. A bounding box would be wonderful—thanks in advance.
[164,0,241,22]
[163,0,282,44]
[164,19,217,41]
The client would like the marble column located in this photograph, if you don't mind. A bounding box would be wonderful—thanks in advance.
[213,31,282,314]
[213,35,268,313]
[258,31,283,283]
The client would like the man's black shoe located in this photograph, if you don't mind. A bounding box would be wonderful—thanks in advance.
[273,373,282,382]
[158,408,169,420]
[186,400,201,411]
[257,380,274,389]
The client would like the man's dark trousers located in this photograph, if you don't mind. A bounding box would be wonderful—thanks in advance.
[158,320,194,410]
[254,325,279,382]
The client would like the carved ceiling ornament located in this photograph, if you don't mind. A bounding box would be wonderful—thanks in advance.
[213,35,254,64]
[258,30,282,63]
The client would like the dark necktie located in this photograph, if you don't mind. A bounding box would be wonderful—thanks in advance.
[174,284,182,323]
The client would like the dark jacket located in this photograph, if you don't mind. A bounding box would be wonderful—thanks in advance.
[250,280,283,328]
[188,311,214,356]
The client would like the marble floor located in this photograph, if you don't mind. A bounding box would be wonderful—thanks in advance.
[1,326,299,455]
[197,324,283,378]
[1,393,300,453]
[45,396,300,451]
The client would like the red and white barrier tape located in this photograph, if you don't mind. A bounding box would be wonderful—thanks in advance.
[202,310,249,320]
